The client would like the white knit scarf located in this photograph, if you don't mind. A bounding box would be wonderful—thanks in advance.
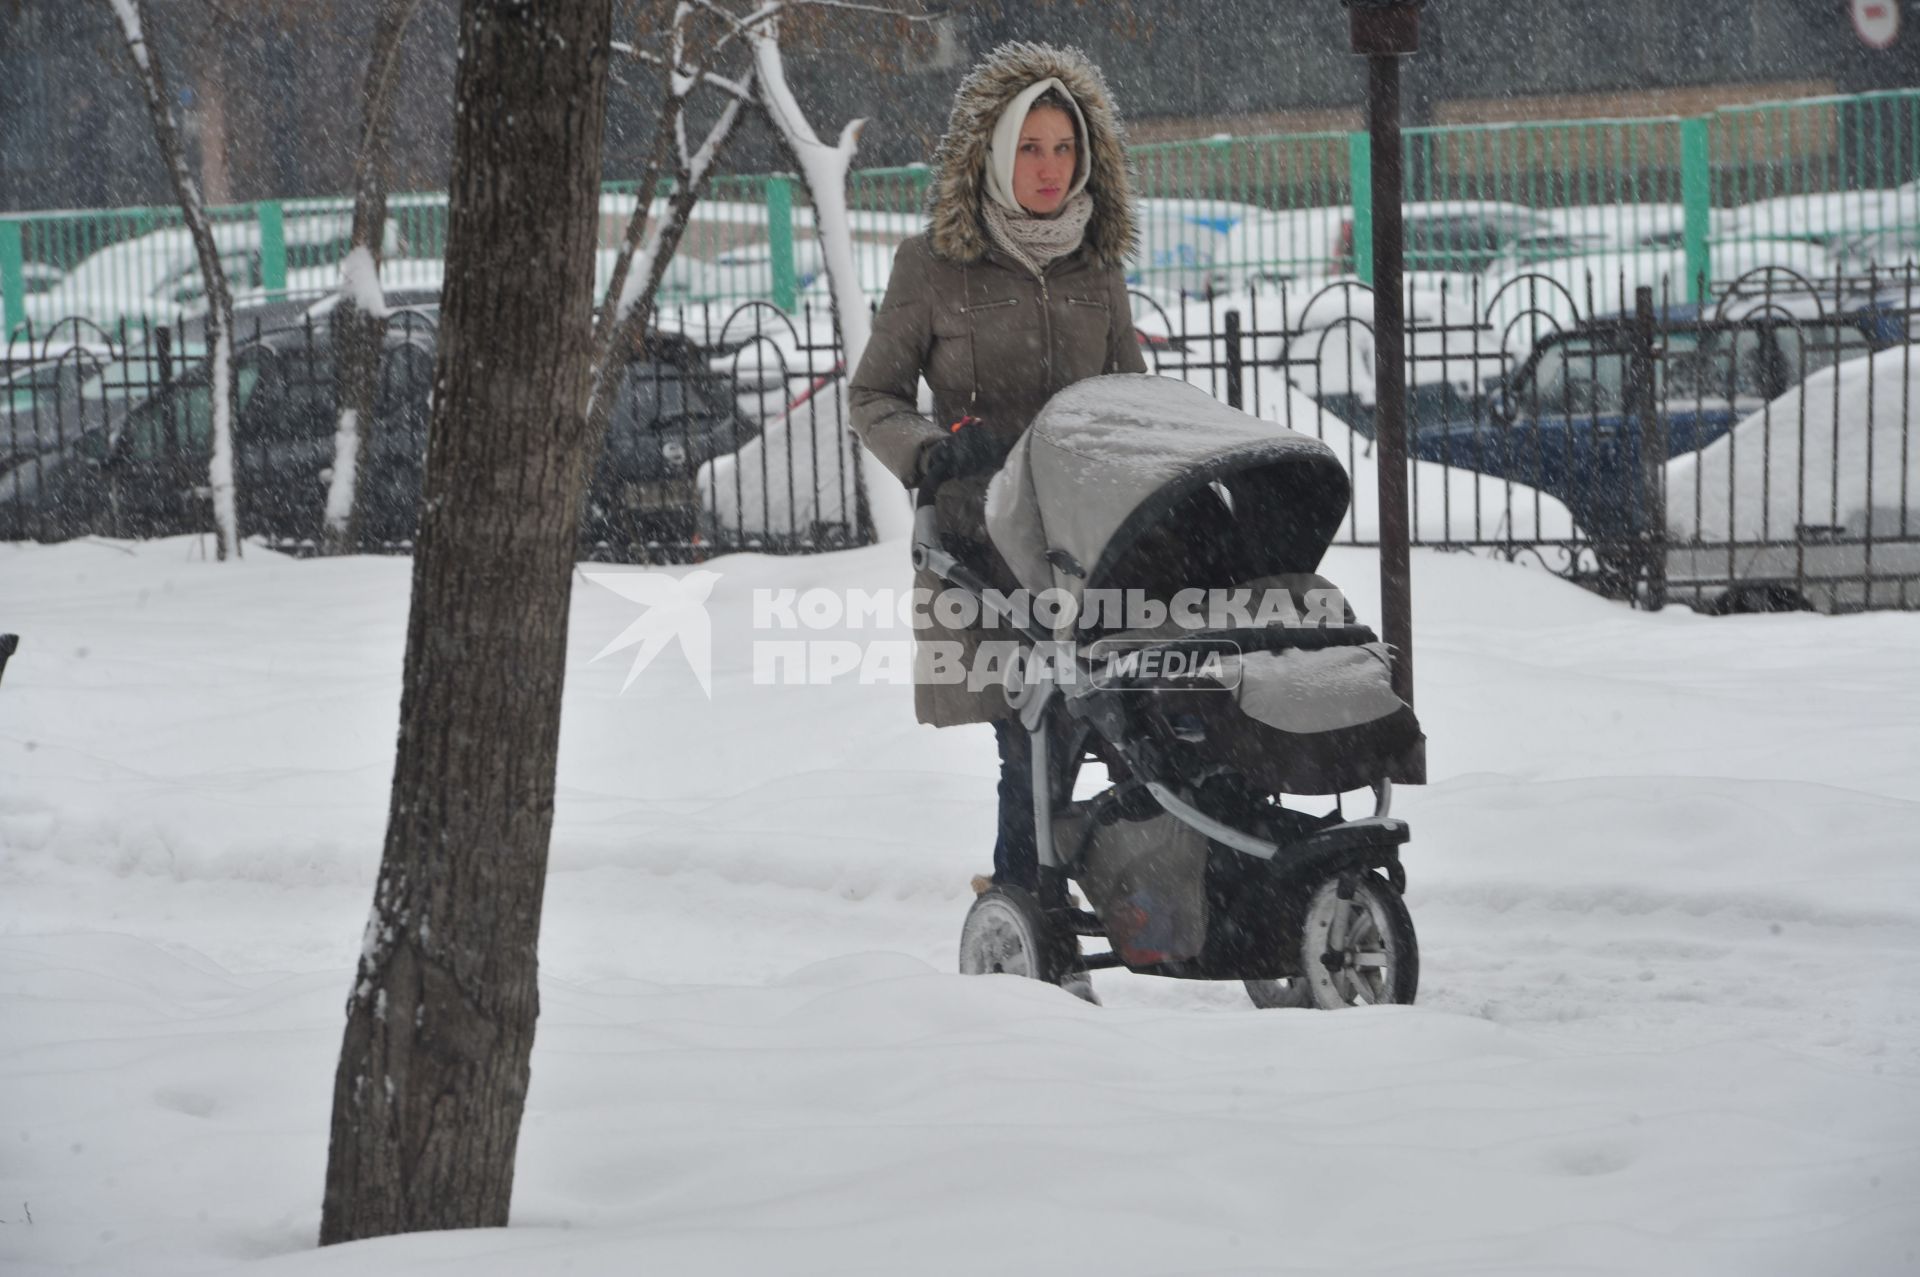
[982,191,1094,280]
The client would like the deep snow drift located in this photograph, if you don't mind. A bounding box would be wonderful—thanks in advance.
[1,535,1917,1276]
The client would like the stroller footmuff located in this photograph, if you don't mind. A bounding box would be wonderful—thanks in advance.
[921,374,1425,1009]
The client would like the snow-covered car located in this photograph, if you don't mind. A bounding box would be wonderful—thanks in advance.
[226,257,450,316]
[1664,347,1920,613]
[695,305,860,543]
[1482,239,1841,368]
[1397,201,1558,279]
[1835,227,1920,277]
[1722,186,1920,255]
[1478,229,1611,280]
[18,262,66,296]
[1129,200,1555,299]
[659,238,903,308]
[16,214,395,337]
[1286,201,1559,299]
[1128,199,1264,296]
[1536,203,1700,253]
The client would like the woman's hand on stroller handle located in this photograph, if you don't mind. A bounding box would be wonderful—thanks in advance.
[919,416,1007,494]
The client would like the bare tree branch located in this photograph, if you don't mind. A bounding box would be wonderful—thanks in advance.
[614,44,754,101]
[101,0,242,561]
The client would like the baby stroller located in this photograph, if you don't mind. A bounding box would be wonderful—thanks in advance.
[917,374,1426,1009]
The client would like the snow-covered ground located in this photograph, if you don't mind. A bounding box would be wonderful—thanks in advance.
[2,535,1918,1276]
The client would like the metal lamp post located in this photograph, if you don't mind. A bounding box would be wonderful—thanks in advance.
[1347,0,1426,784]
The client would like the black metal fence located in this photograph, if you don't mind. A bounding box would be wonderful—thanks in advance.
[1127,264,1920,613]
[6,272,1918,614]
[0,298,870,562]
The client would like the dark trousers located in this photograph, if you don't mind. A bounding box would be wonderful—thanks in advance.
[994,717,1057,892]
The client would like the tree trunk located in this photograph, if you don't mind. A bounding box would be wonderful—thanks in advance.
[324,0,423,555]
[104,0,241,561]
[195,70,232,206]
[319,0,613,1244]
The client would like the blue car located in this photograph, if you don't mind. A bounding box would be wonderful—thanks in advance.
[1405,302,1903,549]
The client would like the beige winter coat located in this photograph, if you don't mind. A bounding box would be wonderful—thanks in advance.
[850,42,1148,727]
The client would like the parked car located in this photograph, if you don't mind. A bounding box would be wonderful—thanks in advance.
[18,262,66,295]
[1836,228,1920,277]
[15,214,396,338]
[1393,201,1559,279]
[1481,238,1841,370]
[1478,229,1611,280]
[1403,303,1909,555]
[1129,199,1272,296]
[1664,348,1920,613]
[3,311,761,554]
[1131,200,1558,298]
[1,333,128,533]
[1,314,433,544]
[1723,187,1920,254]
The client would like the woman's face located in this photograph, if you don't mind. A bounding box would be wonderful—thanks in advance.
[1013,105,1078,216]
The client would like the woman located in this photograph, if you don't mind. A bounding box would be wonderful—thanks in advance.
[850,42,1146,900]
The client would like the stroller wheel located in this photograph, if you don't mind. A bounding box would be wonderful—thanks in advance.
[959,885,1073,988]
[1250,870,1418,1009]
[1241,977,1312,1009]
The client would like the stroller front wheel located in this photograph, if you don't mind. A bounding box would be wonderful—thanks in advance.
[959,885,1073,986]
[1247,870,1418,1010]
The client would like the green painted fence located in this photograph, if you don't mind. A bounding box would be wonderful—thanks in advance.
[8,87,1920,343]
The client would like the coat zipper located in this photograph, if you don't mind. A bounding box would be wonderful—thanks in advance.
[1039,272,1053,389]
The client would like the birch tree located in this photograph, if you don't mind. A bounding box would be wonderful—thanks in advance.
[322,0,425,554]
[648,0,925,541]
[320,0,614,1241]
[584,1,923,543]
[102,0,242,560]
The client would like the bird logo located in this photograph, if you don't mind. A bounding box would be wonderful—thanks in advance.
[579,568,722,697]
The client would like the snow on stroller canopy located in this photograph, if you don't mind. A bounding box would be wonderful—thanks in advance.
[986,374,1351,617]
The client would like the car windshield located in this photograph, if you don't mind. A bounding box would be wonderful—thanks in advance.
[1773,322,1880,380]
[614,360,722,431]
[1525,341,1628,412]
[117,363,266,460]
[1524,329,1776,413]
[236,349,333,443]
[1407,219,1502,274]
[1658,330,1773,401]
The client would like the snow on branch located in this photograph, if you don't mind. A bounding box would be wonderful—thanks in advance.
[743,6,914,538]
[615,44,755,101]
[601,0,927,540]
[611,87,751,327]
[745,13,868,367]
[104,0,153,72]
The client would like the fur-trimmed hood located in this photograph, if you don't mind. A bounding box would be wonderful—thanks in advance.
[925,42,1137,269]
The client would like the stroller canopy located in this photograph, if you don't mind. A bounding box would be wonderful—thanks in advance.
[986,374,1351,614]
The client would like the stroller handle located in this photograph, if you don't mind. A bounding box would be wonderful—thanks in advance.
[910,488,942,574]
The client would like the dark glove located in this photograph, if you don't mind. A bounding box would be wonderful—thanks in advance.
[920,416,1008,489]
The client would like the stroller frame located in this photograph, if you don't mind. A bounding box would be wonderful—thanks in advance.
[916,485,1419,1008]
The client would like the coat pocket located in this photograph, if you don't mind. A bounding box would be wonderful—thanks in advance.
[960,296,1022,316]
[1058,293,1114,380]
